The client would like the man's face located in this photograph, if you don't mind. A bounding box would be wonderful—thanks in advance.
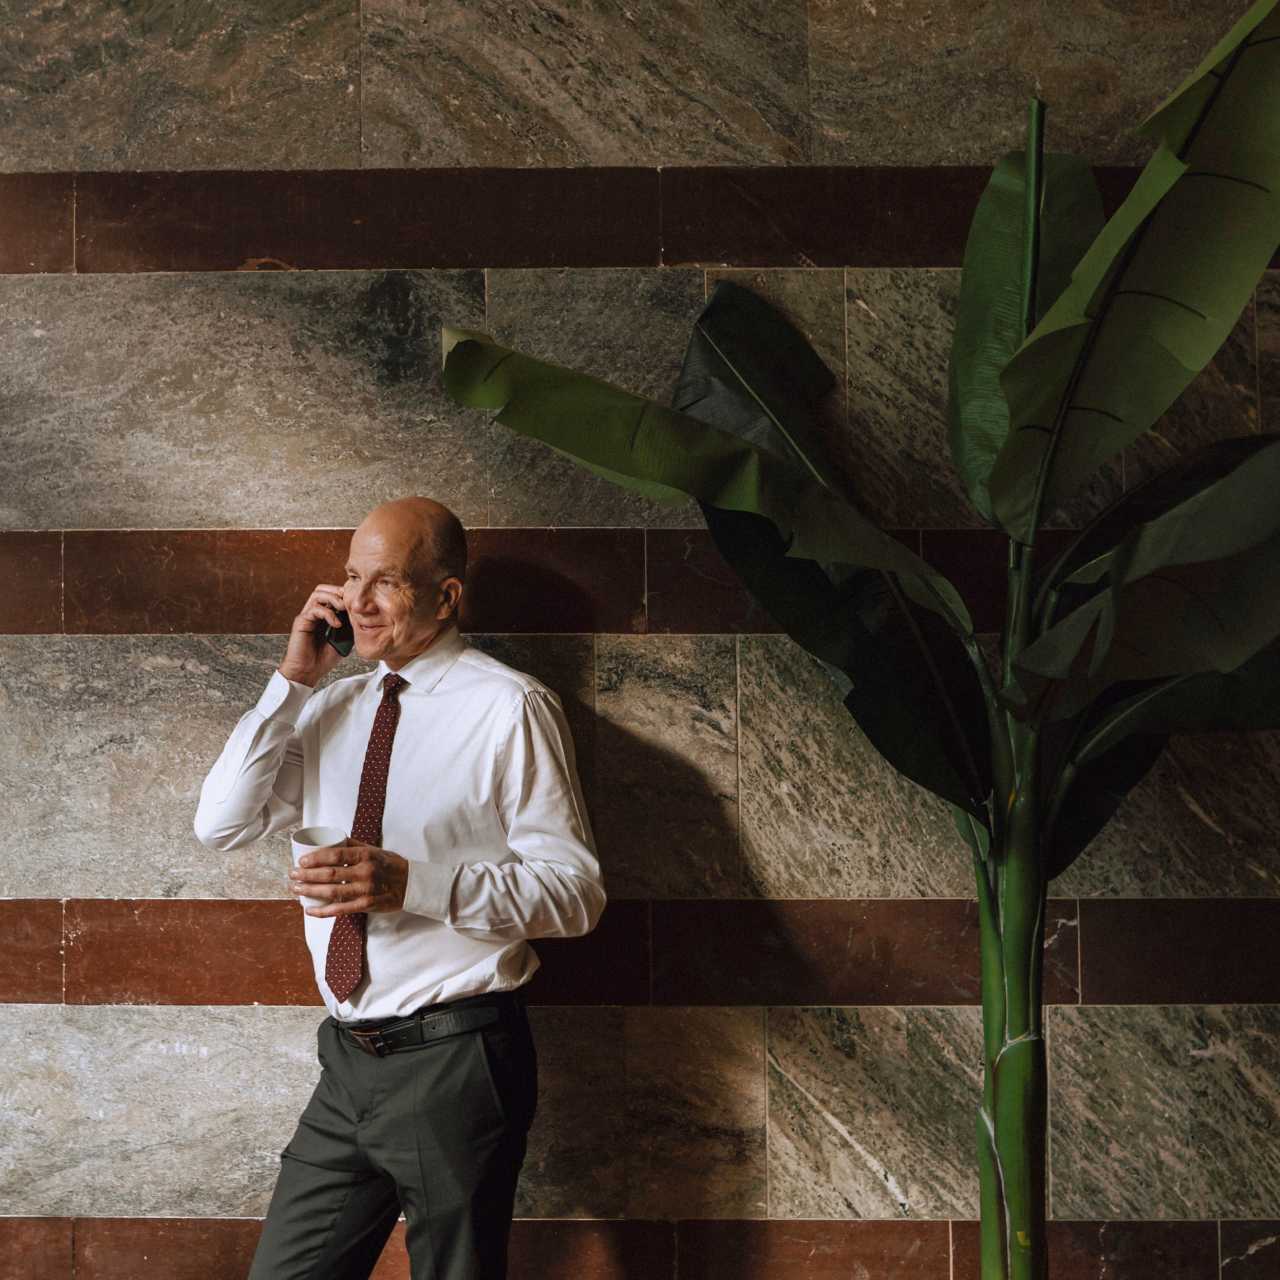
[343,527,446,667]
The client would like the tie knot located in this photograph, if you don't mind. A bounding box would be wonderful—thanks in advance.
[381,672,407,696]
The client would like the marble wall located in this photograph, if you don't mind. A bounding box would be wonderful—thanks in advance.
[2,2,1278,1278]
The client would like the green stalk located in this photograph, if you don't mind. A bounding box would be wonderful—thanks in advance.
[978,95,1051,1280]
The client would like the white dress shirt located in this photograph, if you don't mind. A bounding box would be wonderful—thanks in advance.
[193,623,606,1021]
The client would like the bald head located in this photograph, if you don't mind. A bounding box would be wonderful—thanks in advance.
[352,497,467,605]
[343,498,467,668]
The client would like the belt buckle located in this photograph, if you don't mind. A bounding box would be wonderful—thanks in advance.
[347,1026,391,1057]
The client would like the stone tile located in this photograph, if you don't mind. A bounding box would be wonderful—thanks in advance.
[0,899,62,1003]
[1052,728,1280,897]
[460,529,646,634]
[645,528,786,635]
[61,529,644,635]
[1258,272,1280,434]
[64,900,319,1006]
[1081,900,1280,1004]
[624,1007,766,1218]
[679,1219,950,1279]
[0,173,73,272]
[0,1004,328,1215]
[518,1007,629,1217]
[646,527,922,635]
[522,1007,766,1218]
[75,170,660,272]
[1220,1220,1280,1279]
[0,634,330,902]
[952,1219,1218,1280]
[361,0,810,167]
[0,271,488,530]
[509,1219,675,1280]
[593,635,739,897]
[523,899,650,1005]
[738,634,972,897]
[845,268,1117,531]
[0,1217,74,1280]
[767,1005,982,1217]
[0,633,598,901]
[0,531,61,630]
[484,267,707,528]
[75,1218,265,1280]
[72,1216,677,1280]
[1050,1005,1280,1218]
[1123,292,1259,494]
[661,166,993,268]
[652,899,1079,1006]
[808,0,1258,165]
[58,896,646,1008]
[0,0,360,170]
[63,530,348,634]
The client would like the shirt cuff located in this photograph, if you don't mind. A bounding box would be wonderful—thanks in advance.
[402,858,458,922]
[256,668,316,725]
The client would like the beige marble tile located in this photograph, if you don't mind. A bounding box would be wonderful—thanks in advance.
[593,635,739,897]
[362,0,810,166]
[809,0,1258,166]
[0,0,361,171]
[0,271,488,529]
[0,1004,325,1215]
[1050,1005,1280,1218]
[0,634,593,901]
[739,634,973,898]
[767,1005,983,1218]
[624,1007,766,1218]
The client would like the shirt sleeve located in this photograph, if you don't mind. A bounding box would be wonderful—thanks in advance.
[192,668,315,851]
[402,687,606,938]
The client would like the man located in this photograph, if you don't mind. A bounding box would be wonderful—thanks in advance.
[193,495,606,1280]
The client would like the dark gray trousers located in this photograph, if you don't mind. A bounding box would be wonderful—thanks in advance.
[248,991,537,1280]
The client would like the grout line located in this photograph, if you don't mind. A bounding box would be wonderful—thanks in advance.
[763,1004,770,1219]
[656,164,664,268]
[70,173,77,272]
[1076,897,1084,1005]
[357,0,364,166]
[948,1218,954,1280]
[1217,1218,1222,1280]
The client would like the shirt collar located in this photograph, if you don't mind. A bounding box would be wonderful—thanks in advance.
[372,624,468,698]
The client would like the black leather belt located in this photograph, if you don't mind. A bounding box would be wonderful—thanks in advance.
[336,989,524,1058]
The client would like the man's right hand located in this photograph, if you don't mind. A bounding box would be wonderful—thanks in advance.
[278,583,348,688]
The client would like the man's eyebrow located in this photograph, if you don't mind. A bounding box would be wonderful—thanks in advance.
[343,563,405,576]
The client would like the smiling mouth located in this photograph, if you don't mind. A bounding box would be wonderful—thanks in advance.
[356,623,383,632]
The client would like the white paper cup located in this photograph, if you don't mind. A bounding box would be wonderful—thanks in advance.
[290,825,349,911]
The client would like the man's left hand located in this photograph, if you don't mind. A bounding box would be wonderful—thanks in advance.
[288,840,409,915]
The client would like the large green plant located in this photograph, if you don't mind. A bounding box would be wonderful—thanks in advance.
[439,2,1280,1274]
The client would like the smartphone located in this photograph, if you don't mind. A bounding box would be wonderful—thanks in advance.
[319,608,355,656]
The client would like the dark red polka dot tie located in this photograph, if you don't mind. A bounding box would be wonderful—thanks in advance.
[325,671,408,1003]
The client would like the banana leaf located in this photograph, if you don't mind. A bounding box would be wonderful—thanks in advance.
[440,327,975,643]
[986,0,1280,544]
[948,150,1104,524]
[1039,635,1280,878]
[1000,434,1280,721]
[1029,433,1280,634]
[673,281,992,816]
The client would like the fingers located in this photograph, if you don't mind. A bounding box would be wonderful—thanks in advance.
[306,586,346,630]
